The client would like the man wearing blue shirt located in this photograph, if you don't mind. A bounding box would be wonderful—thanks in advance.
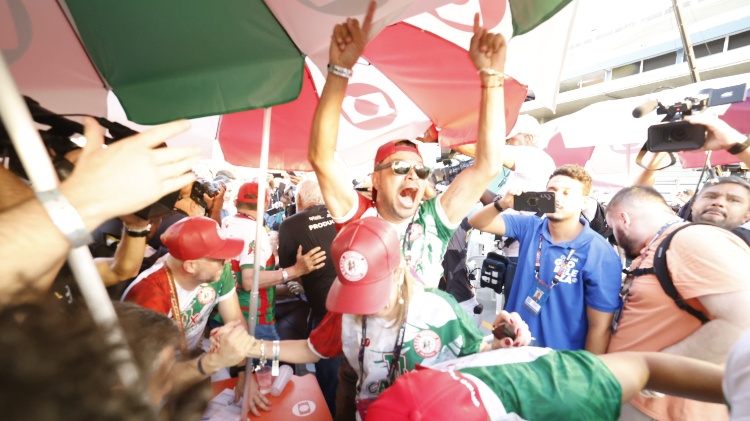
[469,164,621,353]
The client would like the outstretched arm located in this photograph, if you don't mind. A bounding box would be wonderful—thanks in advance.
[0,118,198,302]
[439,14,505,225]
[308,1,377,218]
[598,351,724,404]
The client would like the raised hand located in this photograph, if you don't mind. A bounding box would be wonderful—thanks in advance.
[468,13,507,74]
[684,112,746,152]
[62,117,200,230]
[329,0,376,70]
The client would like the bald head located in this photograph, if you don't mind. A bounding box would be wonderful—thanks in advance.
[606,186,675,259]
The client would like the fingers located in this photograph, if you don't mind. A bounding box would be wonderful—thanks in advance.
[161,173,197,196]
[81,117,105,159]
[361,0,377,35]
[150,144,202,166]
[132,119,191,149]
[332,23,350,51]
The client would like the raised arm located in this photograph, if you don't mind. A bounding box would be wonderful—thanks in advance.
[308,1,377,218]
[440,14,505,224]
[468,192,515,236]
[0,118,198,302]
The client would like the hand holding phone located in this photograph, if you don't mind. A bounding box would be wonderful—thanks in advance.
[513,191,555,214]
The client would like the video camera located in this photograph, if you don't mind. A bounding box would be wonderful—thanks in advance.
[430,148,474,186]
[0,96,179,221]
[635,83,747,153]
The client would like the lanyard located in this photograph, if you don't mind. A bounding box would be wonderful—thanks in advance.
[165,265,190,355]
[356,316,407,397]
[534,235,576,288]
[400,210,419,263]
[619,219,683,302]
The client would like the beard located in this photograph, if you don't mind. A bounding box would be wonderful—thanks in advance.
[616,235,640,260]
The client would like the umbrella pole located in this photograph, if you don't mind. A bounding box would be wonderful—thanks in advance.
[0,54,140,389]
[242,107,272,419]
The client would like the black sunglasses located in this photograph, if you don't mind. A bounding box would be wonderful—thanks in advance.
[374,160,431,179]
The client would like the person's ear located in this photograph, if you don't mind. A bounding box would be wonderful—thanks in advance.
[183,260,197,274]
[371,170,381,191]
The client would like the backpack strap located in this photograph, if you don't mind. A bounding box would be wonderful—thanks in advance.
[652,223,711,324]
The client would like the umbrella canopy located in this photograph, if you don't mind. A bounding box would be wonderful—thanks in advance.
[217,23,530,171]
[5,0,578,169]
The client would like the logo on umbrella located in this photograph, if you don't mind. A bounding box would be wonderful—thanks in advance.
[427,0,504,33]
[297,0,393,16]
[342,83,397,130]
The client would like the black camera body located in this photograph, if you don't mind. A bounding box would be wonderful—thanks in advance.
[646,98,707,153]
[430,158,474,186]
[644,83,747,153]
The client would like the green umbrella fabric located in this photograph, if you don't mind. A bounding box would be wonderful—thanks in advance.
[65,0,305,124]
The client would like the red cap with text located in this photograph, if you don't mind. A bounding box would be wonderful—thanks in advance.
[161,216,244,261]
[325,217,401,315]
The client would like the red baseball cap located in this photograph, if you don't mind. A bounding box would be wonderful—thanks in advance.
[237,182,261,204]
[326,217,402,315]
[161,216,244,261]
[374,139,423,168]
[367,369,488,421]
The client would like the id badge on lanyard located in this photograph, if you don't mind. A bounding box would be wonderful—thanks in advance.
[523,235,575,317]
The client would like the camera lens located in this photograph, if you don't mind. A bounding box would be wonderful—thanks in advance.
[668,126,690,142]
[528,198,538,206]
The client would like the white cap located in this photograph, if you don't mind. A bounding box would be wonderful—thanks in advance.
[507,114,542,139]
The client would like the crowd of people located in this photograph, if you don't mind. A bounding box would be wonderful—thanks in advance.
[3,2,750,420]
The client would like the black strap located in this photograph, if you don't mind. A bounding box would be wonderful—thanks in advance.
[652,223,711,324]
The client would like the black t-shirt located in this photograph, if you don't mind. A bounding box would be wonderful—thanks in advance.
[732,226,750,247]
[277,204,337,320]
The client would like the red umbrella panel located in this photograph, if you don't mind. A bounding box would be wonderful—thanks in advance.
[217,22,528,171]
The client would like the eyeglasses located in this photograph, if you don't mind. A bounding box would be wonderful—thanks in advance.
[374,161,431,179]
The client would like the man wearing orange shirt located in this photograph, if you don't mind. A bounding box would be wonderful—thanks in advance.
[605,185,750,421]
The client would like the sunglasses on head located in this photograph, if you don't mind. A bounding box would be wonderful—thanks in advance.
[374,160,431,179]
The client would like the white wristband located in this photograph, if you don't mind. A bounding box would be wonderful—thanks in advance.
[36,188,93,248]
[327,63,352,79]
[281,268,289,283]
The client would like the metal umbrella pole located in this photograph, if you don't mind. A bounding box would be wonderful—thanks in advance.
[0,53,140,389]
[241,107,272,419]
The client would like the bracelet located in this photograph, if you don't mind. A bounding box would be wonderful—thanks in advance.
[477,68,505,78]
[281,268,289,283]
[124,224,152,238]
[197,354,208,376]
[493,198,504,213]
[327,63,352,79]
[258,340,267,369]
[271,340,280,376]
[727,136,750,155]
[36,188,93,248]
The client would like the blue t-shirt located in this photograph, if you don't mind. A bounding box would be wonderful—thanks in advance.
[503,215,622,350]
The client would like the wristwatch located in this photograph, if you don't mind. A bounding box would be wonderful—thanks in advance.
[727,136,750,155]
[493,197,504,213]
[124,224,152,238]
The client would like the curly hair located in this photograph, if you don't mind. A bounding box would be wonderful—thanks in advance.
[550,164,593,196]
